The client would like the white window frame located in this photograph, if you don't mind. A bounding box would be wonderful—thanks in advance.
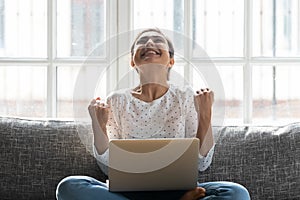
[1,0,299,124]
[45,0,118,118]
[117,0,300,125]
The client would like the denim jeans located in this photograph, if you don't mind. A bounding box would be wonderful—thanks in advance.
[56,176,250,200]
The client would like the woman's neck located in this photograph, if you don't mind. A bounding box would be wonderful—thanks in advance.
[132,83,169,102]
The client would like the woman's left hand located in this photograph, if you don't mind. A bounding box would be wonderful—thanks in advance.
[194,88,214,120]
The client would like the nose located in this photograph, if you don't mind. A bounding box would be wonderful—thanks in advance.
[145,38,155,47]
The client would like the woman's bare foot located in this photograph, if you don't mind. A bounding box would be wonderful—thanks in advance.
[180,187,206,200]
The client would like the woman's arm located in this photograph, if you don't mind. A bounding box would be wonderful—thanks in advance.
[88,99,110,155]
[197,118,214,156]
[194,89,214,156]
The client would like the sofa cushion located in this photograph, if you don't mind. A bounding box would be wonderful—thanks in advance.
[1,116,299,200]
[199,124,300,200]
[0,117,106,200]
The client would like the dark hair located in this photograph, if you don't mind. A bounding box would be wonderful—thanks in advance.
[130,28,174,59]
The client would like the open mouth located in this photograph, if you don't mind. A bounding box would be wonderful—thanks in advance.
[140,48,161,59]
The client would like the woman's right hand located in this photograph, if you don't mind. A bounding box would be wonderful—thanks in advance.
[88,98,110,129]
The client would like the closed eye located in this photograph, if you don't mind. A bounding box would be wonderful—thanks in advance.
[152,36,165,43]
[136,37,148,45]
[136,36,167,45]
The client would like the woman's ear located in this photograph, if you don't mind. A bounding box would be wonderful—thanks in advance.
[130,60,135,67]
[168,58,175,67]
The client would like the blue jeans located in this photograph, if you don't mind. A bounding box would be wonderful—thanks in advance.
[56,176,250,200]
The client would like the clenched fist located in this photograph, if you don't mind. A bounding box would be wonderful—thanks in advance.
[194,88,214,120]
[88,98,110,129]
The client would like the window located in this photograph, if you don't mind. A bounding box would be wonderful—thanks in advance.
[132,0,300,125]
[0,0,4,48]
[0,0,299,125]
[0,0,106,118]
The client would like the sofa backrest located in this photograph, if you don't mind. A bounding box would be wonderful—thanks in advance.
[0,117,299,200]
[0,117,106,200]
[199,125,300,200]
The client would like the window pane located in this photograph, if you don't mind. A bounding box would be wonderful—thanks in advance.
[216,66,243,123]
[57,65,107,118]
[179,65,243,125]
[193,0,244,57]
[0,0,47,58]
[0,66,47,117]
[57,0,106,57]
[170,63,189,87]
[253,0,300,57]
[57,66,79,118]
[133,0,183,32]
[0,1,4,48]
[133,0,185,55]
[253,65,300,124]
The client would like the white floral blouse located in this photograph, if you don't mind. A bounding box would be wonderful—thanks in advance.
[94,84,215,175]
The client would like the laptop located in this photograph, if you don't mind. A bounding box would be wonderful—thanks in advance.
[108,138,199,192]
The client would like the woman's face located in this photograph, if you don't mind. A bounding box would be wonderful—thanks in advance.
[131,31,174,67]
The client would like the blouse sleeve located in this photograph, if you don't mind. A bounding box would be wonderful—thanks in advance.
[198,144,215,171]
[93,95,122,175]
[106,96,122,139]
[183,87,198,138]
[182,86,215,171]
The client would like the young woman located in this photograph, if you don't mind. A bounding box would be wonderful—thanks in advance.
[56,28,250,200]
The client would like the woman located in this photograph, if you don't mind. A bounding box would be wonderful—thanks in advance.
[56,28,250,200]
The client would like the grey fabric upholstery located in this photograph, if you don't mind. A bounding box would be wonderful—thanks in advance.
[0,117,106,200]
[199,125,300,200]
[0,116,299,200]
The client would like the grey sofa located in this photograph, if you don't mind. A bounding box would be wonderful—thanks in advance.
[0,116,299,200]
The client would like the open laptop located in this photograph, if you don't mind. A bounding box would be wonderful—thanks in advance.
[108,138,199,192]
